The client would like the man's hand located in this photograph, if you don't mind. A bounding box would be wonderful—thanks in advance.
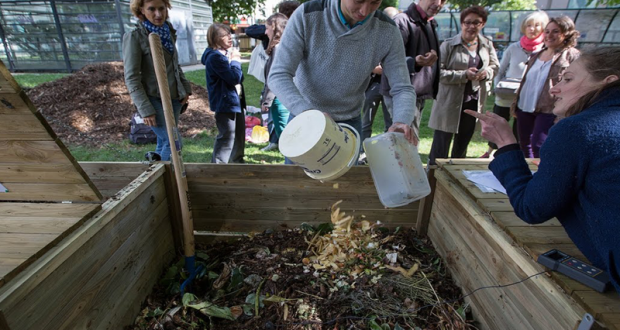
[143,114,157,127]
[415,50,438,67]
[388,122,419,146]
[372,65,383,75]
[464,110,517,149]
[181,95,189,104]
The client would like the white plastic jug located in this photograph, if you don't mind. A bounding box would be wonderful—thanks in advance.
[279,110,360,181]
[363,132,431,208]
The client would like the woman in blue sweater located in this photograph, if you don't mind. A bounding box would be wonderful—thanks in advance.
[465,46,620,293]
[201,23,245,163]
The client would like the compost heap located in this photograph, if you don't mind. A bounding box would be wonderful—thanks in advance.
[25,62,215,146]
[128,202,475,330]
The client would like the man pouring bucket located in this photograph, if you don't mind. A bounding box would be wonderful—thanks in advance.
[270,0,418,170]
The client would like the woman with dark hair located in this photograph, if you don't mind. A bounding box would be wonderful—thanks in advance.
[511,16,580,158]
[427,6,499,165]
[122,0,192,161]
[466,46,620,294]
[260,13,289,149]
[201,23,245,163]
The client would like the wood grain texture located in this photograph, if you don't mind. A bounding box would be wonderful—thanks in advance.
[432,161,620,330]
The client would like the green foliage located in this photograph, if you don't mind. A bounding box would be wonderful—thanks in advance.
[446,0,503,10]
[207,0,266,23]
[590,0,620,5]
[491,0,537,10]
[379,0,399,11]
[13,74,69,89]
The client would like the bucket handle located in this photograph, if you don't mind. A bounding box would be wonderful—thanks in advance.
[338,123,361,168]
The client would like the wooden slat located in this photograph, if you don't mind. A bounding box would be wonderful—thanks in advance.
[430,170,586,329]
[0,94,32,115]
[0,164,88,184]
[492,212,561,229]
[507,226,573,245]
[0,183,101,202]
[478,198,514,212]
[0,61,21,95]
[0,203,100,287]
[0,115,51,141]
[0,141,73,164]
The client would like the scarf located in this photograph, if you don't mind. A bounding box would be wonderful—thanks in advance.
[520,34,544,53]
[143,20,175,53]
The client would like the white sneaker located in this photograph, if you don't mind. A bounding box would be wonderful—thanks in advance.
[358,152,368,165]
[261,142,279,151]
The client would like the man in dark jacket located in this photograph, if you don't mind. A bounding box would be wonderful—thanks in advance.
[381,0,445,139]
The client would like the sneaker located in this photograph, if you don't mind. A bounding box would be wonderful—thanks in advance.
[145,151,161,162]
[479,151,491,159]
[261,142,279,152]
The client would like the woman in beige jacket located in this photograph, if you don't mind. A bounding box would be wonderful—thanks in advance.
[428,6,499,165]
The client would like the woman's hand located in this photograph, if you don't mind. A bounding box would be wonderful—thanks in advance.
[261,104,270,113]
[230,48,241,61]
[143,115,157,127]
[466,68,479,80]
[475,69,487,81]
[464,110,517,149]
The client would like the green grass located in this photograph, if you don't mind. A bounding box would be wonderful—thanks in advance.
[15,65,496,164]
[13,73,69,88]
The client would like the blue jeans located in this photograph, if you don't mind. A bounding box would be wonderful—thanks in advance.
[148,96,182,161]
[284,113,362,165]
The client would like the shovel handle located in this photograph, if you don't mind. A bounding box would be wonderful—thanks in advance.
[148,33,194,257]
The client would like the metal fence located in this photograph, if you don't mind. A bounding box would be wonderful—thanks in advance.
[0,0,213,72]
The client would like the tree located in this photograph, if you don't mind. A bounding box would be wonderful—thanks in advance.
[444,0,503,10]
[206,0,266,23]
[491,0,537,10]
[296,0,399,12]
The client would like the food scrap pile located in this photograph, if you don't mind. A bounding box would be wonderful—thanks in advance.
[128,202,475,330]
[25,62,215,146]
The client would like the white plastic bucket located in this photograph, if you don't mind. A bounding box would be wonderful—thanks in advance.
[279,110,360,181]
[363,132,431,208]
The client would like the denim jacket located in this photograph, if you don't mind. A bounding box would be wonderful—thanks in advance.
[122,21,191,118]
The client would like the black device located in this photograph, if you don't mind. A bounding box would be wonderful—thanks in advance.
[537,249,611,293]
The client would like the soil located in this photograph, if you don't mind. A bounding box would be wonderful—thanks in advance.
[128,225,475,330]
[25,62,215,146]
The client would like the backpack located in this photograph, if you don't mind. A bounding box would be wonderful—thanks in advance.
[129,113,157,144]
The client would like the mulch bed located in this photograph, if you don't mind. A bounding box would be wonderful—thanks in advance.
[25,62,215,146]
[127,214,476,330]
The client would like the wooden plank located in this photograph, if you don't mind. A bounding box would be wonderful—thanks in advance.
[0,94,32,115]
[79,162,151,178]
[0,61,21,94]
[0,164,88,184]
[430,171,586,328]
[478,198,514,212]
[600,313,620,330]
[492,212,561,229]
[0,115,50,141]
[0,217,85,234]
[0,183,101,202]
[416,166,436,236]
[430,183,580,329]
[507,226,573,245]
[0,165,172,329]
[0,203,99,217]
[0,233,58,255]
[0,141,72,164]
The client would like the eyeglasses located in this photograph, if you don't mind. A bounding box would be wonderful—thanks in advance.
[462,20,483,27]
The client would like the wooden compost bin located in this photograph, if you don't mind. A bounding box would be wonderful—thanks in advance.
[425,159,620,330]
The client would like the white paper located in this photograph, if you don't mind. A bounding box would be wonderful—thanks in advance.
[0,182,7,192]
[462,170,507,194]
[134,115,145,124]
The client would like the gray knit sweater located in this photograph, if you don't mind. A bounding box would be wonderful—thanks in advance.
[268,0,416,125]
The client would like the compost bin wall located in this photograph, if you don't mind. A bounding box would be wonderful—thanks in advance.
[0,164,175,330]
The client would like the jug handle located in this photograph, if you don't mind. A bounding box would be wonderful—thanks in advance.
[338,123,361,168]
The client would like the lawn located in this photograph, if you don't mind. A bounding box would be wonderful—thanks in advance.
[14,64,496,164]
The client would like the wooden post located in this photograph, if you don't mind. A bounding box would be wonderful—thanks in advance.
[416,165,437,236]
[148,33,194,258]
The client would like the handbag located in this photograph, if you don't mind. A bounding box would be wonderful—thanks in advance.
[494,78,521,98]
[247,44,269,83]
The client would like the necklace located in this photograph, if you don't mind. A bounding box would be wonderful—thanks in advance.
[465,40,478,47]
